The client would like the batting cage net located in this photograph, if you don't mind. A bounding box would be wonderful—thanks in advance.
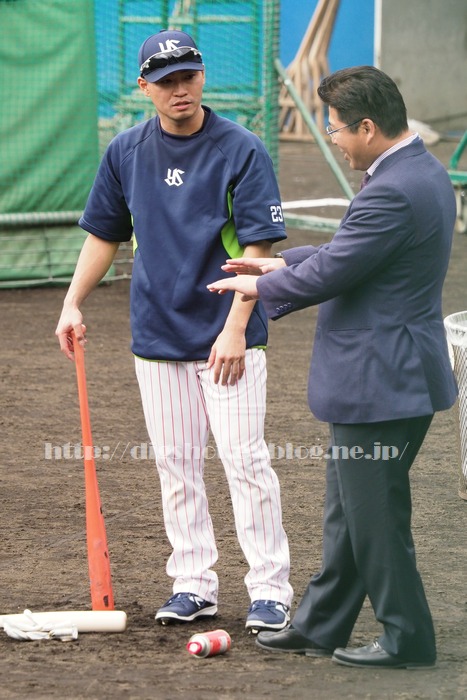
[0,0,280,287]
[444,311,467,500]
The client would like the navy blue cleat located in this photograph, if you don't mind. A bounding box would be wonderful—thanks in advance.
[155,593,217,625]
[245,599,290,634]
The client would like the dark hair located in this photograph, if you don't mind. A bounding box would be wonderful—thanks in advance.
[317,66,408,138]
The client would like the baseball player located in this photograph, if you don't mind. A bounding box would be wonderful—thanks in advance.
[56,29,293,632]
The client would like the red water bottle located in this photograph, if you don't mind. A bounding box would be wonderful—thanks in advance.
[186,629,232,658]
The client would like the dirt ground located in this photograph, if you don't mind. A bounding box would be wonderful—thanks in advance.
[1,139,466,700]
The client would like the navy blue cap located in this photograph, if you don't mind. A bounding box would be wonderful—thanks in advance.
[138,30,204,82]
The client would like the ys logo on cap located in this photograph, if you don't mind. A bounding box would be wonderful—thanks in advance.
[158,39,181,52]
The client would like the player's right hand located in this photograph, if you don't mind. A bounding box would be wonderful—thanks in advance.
[55,308,86,361]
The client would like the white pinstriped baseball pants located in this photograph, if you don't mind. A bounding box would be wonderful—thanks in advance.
[135,349,293,606]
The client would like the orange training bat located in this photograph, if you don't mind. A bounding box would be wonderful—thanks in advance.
[72,332,115,611]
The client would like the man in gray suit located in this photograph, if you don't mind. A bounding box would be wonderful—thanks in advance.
[208,66,457,668]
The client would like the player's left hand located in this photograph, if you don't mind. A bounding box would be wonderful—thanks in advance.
[207,275,259,301]
[207,330,246,385]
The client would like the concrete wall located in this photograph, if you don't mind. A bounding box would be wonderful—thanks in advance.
[377,0,467,130]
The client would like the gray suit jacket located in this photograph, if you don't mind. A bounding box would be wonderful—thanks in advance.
[258,139,458,423]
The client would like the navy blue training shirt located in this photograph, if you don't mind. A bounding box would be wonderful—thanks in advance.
[79,107,287,360]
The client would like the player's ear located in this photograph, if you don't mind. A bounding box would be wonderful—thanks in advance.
[137,76,150,96]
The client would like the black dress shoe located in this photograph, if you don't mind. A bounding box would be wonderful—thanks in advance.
[332,641,436,669]
[256,625,333,657]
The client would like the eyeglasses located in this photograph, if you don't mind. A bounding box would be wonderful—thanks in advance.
[325,118,364,136]
[140,46,203,77]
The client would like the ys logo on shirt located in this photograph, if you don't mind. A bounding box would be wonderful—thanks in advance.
[165,168,185,187]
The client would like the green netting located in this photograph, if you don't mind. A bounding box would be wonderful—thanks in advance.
[0,227,88,287]
[0,0,99,287]
[0,0,280,287]
[0,0,99,215]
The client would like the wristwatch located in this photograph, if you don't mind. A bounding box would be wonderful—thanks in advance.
[273,252,284,258]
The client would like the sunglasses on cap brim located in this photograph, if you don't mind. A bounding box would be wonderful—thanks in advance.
[140,46,203,77]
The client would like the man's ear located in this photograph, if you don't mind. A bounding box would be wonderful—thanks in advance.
[361,118,376,136]
[137,76,150,95]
